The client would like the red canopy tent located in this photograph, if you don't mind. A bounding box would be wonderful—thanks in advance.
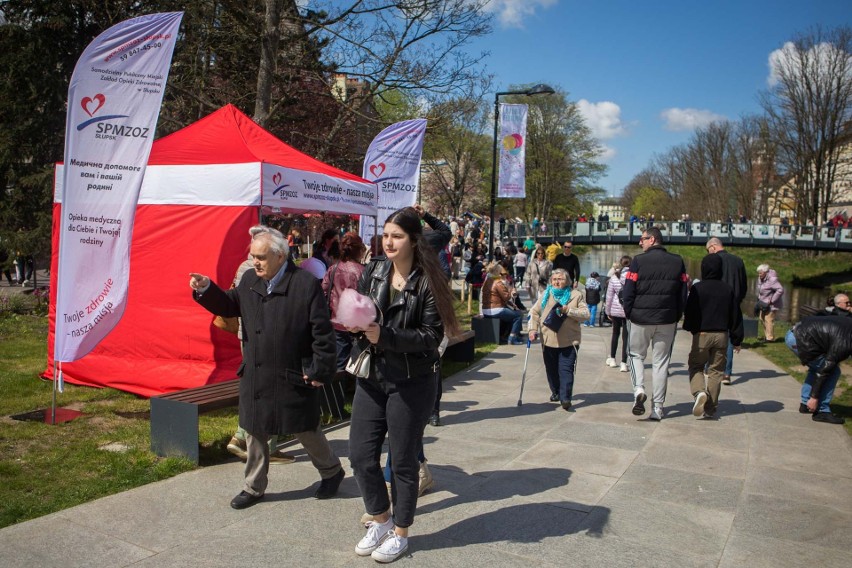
[43,104,376,396]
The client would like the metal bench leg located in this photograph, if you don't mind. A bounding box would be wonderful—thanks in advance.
[150,398,200,463]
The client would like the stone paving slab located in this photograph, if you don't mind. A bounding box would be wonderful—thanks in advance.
[2,325,851,568]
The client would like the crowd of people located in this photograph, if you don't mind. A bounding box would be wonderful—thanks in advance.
[187,210,849,564]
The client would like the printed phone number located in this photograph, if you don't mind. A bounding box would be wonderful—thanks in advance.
[120,42,163,62]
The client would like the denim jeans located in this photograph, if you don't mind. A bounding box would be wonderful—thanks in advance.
[785,329,841,413]
[488,308,523,336]
[802,357,841,414]
[543,344,578,402]
[585,304,598,326]
[335,329,353,371]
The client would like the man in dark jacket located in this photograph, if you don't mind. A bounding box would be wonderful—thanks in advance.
[786,316,851,424]
[190,227,344,509]
[415,205,451,426]
[416,205,452,279]
[706,238,747,384]
[683,254,744,418]
[621,227,688,420]
[816,293,852,318]
[552,241,580,288]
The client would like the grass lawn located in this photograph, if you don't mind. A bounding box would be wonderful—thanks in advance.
[668,246,852,292]
[744,320,852,436]
[0,291,496,529]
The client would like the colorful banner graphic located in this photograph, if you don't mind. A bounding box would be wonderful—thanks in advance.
[55,12,183,363]
[360,119,427,242]
[497,103,528,198]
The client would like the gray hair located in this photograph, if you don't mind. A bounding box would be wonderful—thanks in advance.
[756,263,770,273]
[551,268,570,284]
[249,225,289,256]
[834,293,849,305]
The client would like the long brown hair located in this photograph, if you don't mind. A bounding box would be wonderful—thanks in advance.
[384,207,460,336]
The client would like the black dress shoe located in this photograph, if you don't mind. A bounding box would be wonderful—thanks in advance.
[429,411,442,426]
[549,393,560,402]
[799,403,811,414]
[230,490,263,509]
[315,468,345,499]
[812,412,845,424]
[561,400,572,411]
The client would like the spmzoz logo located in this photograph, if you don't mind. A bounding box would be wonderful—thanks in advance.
[76,94,150,140]
[271,171,297,198]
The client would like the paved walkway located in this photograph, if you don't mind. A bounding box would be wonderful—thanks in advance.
[2,325,852,567]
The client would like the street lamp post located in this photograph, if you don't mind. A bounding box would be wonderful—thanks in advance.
[488,83,555,261]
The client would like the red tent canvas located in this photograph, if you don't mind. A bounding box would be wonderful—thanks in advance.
[44,104,376,397]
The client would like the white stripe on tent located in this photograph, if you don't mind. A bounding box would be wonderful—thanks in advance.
[54,163,261,206]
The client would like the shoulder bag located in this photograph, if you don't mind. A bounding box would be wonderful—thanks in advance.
[542,303,567,332]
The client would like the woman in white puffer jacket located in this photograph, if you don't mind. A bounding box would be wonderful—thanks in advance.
[605,256,631,371]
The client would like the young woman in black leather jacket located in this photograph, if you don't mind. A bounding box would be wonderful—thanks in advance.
[347,207,459,562]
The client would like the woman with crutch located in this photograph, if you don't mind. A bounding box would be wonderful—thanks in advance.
[528,268,590,410]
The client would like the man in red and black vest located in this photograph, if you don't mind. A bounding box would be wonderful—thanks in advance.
[621,226,688,421]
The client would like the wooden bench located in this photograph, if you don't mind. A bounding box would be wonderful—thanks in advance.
[151,380,240,463]
[443,330,475,363]
[150,371,350,463]
[798,304,821,320]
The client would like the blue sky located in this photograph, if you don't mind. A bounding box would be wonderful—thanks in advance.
[471,0,852,196]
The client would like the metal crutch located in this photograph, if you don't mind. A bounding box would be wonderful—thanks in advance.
[517,315,534,407]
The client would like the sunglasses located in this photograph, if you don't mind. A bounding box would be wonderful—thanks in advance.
[563,246,572,249]
[639,236,651,242]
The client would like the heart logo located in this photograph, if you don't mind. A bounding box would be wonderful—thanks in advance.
[81,94,106,117]
[369,163,386,178]
[272,172,282,186]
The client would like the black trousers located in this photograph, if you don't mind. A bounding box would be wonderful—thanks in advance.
[349,374,437,528]
[610,316,628,362]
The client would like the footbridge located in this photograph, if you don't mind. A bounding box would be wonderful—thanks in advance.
[499,221,852,251]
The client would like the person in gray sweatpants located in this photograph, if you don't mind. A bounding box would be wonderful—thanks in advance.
[621,227,688,420]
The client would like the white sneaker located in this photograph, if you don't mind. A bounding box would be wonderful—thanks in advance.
[371,531,409,563]
[692,392,708,417]
[418,461,434,496]
[649,404,664,421]
[355,519,394,556]
[605,357,617,367]
[619,362,628,372]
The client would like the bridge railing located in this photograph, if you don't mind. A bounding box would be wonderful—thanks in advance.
[499,220,852,249]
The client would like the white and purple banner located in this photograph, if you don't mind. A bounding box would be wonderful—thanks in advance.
[55,12,183,363]
[360,118,427,242]
[497,103,528,198]
[261,164,378,216]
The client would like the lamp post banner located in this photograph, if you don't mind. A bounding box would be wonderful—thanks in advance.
[497,103,528,198]
[55,12,183,363]
[360,118,427,243]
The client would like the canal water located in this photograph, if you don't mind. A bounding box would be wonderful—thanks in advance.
[579,245,830,323]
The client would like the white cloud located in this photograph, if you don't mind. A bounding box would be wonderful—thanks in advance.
[767,40,852,87]
[660,107,726,131]
[597,144,617,162]
[484,0,558,29]
[577,99,626,140]
[767,41,795,87]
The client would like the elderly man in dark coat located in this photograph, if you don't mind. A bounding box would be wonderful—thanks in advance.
[190,226,344,509]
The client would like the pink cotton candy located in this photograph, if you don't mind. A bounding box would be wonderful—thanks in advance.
[332,289,377,329]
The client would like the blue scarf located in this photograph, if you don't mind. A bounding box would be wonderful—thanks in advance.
[540,285,572,310]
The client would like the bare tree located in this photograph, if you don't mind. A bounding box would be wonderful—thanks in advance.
[420,99,491,216]
[760,26,852,224]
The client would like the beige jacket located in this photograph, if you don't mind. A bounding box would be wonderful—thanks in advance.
[529,289,590,348]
